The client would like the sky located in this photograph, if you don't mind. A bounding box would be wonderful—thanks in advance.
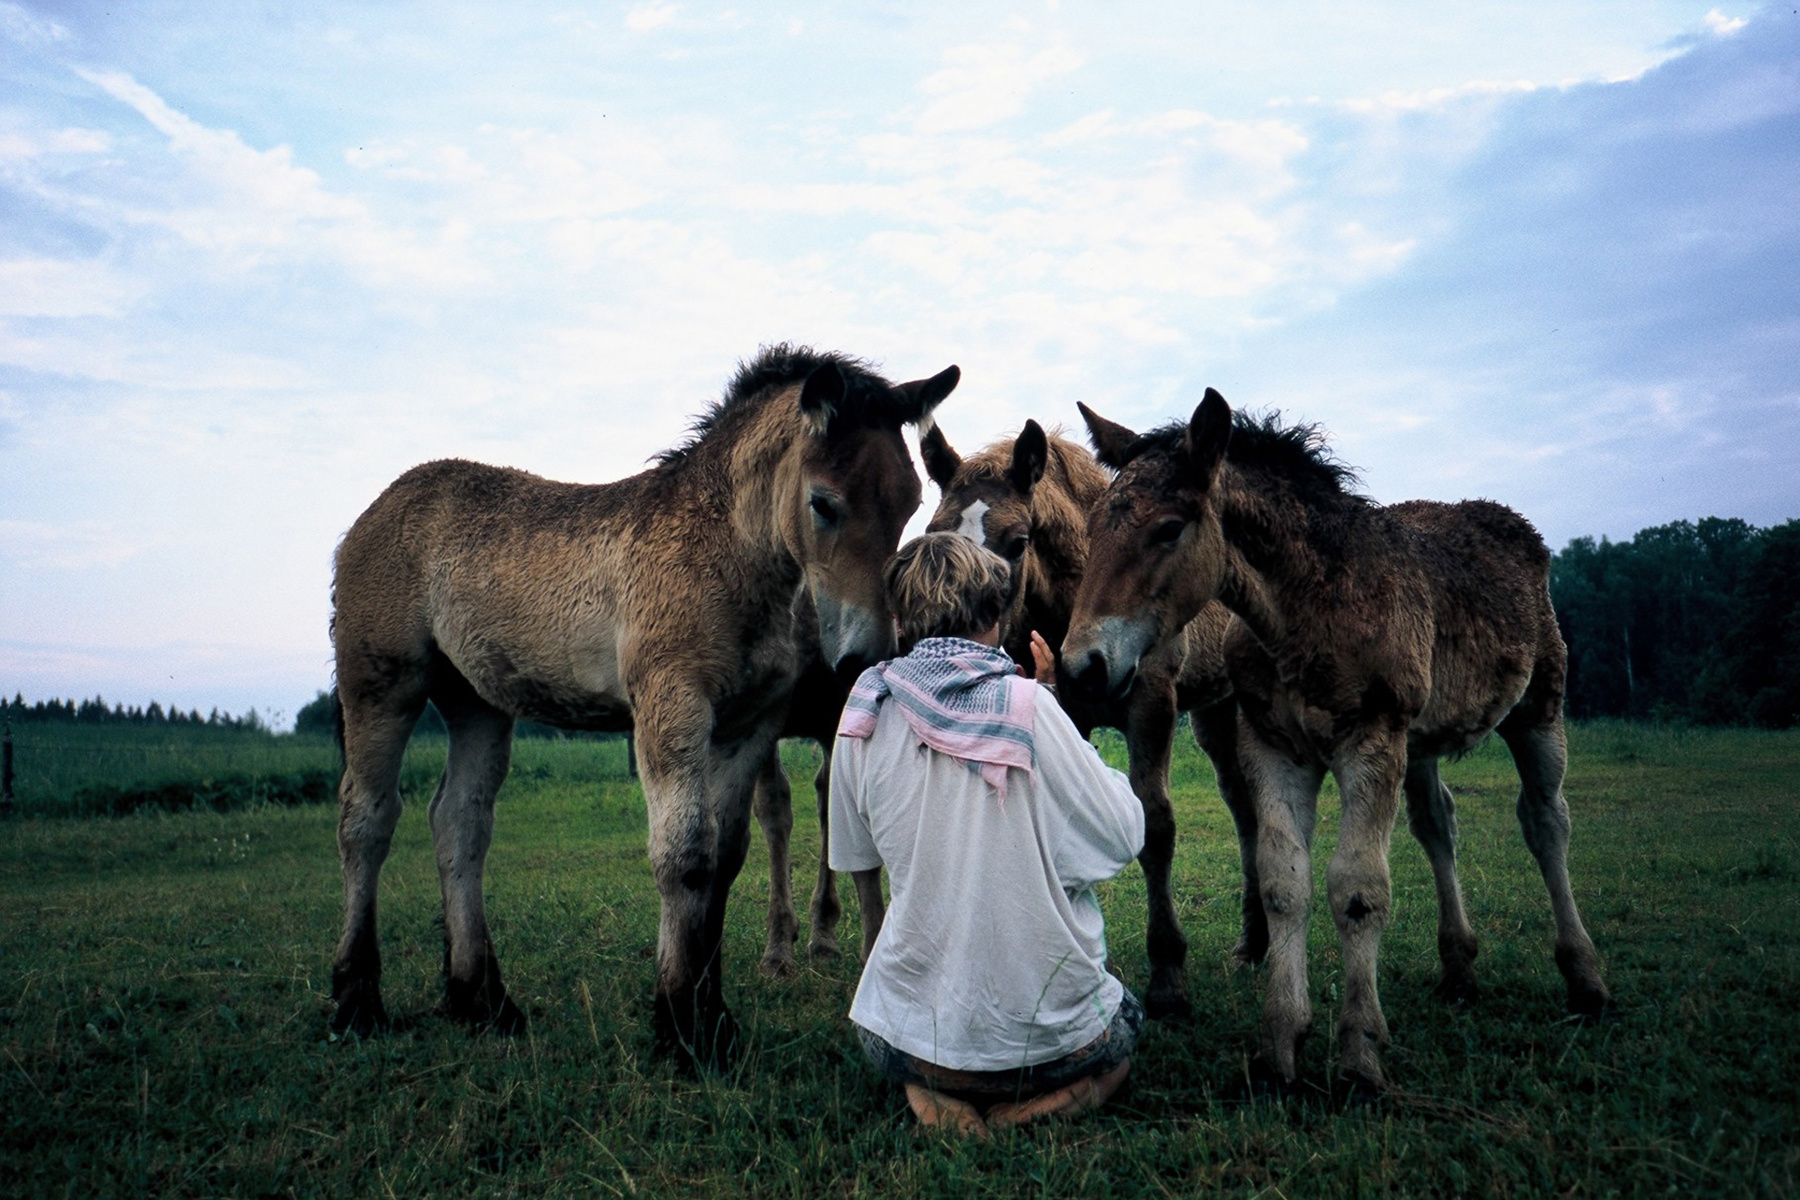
[2,1,1795,729]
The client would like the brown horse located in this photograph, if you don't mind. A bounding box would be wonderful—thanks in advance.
[918,419,1258,1019]
[1063,390,1611,1096]
[329,346,957,1065]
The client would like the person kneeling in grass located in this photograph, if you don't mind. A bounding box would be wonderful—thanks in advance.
[829,532,1146,1137]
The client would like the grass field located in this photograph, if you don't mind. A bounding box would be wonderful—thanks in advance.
[2,722,1796,1197]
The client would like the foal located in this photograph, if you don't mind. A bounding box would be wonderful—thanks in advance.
[919,420,1258,1018]
[1064,390,1610,1094]
[330,346,956,1065]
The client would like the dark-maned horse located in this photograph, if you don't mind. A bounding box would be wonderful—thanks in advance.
[1063,390,1610,1096]
[329,346,957,1065]
[918,419,1257,1019]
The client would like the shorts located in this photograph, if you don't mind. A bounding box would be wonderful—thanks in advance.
[855,988,1144,1101]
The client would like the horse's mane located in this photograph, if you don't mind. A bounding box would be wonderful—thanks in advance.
[654,344,903,466]
[1129,410,1362,501]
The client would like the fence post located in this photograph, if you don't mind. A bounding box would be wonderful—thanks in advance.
[2,719,14,818]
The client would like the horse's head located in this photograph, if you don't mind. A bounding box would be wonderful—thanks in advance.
[1062,389,1233,704]
[781,359,960,681]
[919,419,1047,641]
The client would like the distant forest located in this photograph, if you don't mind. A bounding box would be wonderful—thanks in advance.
[3,695,272,732]
[7,517,1798,734]
[1552,517,1800,727]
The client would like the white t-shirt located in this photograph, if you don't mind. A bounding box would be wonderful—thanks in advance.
[829,685,1145,1072]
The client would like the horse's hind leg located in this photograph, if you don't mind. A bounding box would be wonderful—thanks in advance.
[429,668,523,1033]
[1193,697,1267,966]
[807,750,844,959]
[752,743,800,977]
[1497,712,1611,1017]
[332,674,426,1037]
[1404,758,1480,1003]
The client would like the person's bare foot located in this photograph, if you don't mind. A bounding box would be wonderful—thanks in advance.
[905,1082,991,1139]
[987,1059,1131,1129]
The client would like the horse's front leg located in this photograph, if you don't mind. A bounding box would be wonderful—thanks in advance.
[1125,682,1188,1019]
[1326,732,1407,1097]
[1192,696,1266,966]
[636,684,761,1069]
[852,866,885,960]
[1243,724,1325,1090]
[807,747,844,959]
[752,743,800,977]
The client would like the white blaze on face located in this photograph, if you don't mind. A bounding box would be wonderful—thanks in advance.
[953,499,989,545]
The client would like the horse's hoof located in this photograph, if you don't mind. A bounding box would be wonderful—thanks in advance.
[1145,989,1194,1022]
[1245,1056,1295,1103]
[758,951,798,979]
[1232,935,1270,968]
[1433,972,1480,1006]
[329,986,389,1039]
[807,938,841,961]
[1332,1069,1386,1109]
[653,1004,742,1073]
[444,975,526,1035]
[1569,987,1618,1023]
[476,995,529,1036]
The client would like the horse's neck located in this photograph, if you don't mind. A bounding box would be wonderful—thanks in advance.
[698,408,806,595]
[1215,469,1347,650]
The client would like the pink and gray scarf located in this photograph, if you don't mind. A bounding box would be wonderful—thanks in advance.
[837,637,1037,801]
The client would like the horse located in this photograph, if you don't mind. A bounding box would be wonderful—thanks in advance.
[917,418,1259,1019]
[748,591,884,978]
[328,345,958,1066]
[1062,389,1611,1096]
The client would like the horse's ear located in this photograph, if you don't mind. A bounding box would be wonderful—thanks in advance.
[896,364,960,426]
[799,361,847,435]
[919,422,962,489]
[1078,402,1139,470]
[1009,420,1048,495]
[1184,387,1232,488]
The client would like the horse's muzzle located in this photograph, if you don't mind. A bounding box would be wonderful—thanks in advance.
[1061,649,1137,705]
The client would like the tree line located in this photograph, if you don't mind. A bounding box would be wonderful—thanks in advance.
[1551,517,1800,727]
[3,694,270,732]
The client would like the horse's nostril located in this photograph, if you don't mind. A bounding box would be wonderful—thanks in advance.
[1060,650,1108,700]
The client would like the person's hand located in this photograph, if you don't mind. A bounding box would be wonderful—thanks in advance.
[1019,630,1056,687]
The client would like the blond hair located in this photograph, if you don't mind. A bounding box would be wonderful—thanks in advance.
[885,532,1013,652]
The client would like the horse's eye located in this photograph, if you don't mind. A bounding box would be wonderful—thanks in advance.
[810,494,840,526]
[1003,535,1030,560]
[1149,519,1185,549]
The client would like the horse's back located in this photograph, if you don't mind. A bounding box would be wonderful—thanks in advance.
[1386,499,1564,752]
[333,459,656,727]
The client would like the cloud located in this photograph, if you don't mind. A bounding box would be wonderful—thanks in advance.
[66,68,478,287]
[0,518,151,570]
[914,37,1084,133]
[0,1,65,46]
[1219,7,1800,544]
[1703,9,1749,37]
[0,257,140,317]
[625,3,679,33]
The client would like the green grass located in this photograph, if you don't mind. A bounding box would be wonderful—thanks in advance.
[2,724,1797,1197]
